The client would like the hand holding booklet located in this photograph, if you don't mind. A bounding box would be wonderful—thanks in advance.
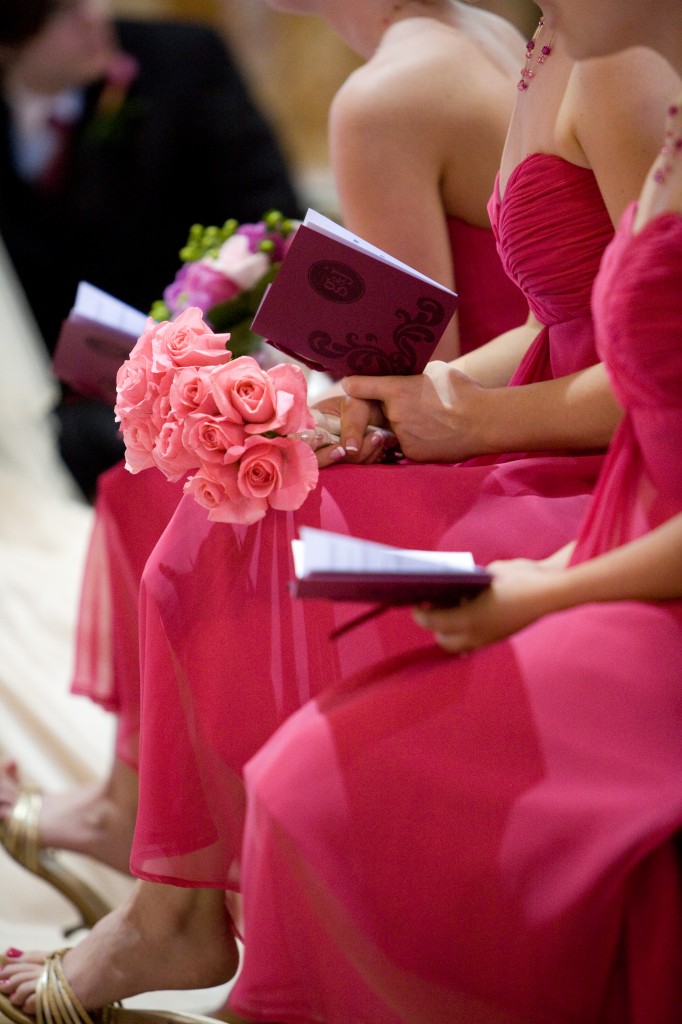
[291,527,491,611]
[251,209,458,377]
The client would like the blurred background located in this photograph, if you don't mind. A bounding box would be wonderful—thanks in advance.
[113,0,542,214]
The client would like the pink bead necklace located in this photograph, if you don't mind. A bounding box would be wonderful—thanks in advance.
[653,103,682,184]
[518,18,556,91]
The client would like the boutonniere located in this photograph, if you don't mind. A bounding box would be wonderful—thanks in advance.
[86,50,140,144]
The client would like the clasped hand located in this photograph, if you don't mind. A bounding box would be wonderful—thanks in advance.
[336,361,490,464]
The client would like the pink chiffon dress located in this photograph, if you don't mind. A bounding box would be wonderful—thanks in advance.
[231,204,682,1023]
[71,465,183,767]
[70,212,524,769]
[129,154,616,890]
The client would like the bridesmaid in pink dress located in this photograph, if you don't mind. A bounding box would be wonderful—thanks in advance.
[0,0,526,896]
[230,49,682,1024]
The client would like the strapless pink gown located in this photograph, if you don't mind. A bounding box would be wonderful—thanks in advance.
[130,155,616,889]
[70,213,524,767]
[231,205,682,1023]
[446,215,527,353]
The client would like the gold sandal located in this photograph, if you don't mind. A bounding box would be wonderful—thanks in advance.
[0,786,111,935]
[0,951,220,1024]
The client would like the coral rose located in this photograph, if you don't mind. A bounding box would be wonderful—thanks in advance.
[184,462,266,525]
[182,411,246,465]
[151,307,232,371]
[238,435,318,510]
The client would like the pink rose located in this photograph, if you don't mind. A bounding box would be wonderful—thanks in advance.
[184,463,267,525]
[121,412,156,474]
[211,356,277,425]
[264,363,315,434]
[126,316,157,362]
[152,419,199,482]
[151,307,232,371]
[182,412,246,465]
[150,390,174,434]
[211,357,313,435]
[115,359,157,425]
[238,435,318,510]
[168,366,221,418]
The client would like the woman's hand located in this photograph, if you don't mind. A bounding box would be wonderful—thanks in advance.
[413,557,564,653]
[342,361,493,463]
[298,407,396,467]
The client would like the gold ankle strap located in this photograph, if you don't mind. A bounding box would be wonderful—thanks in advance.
[2,788,42,872]
[35,952,99,1024]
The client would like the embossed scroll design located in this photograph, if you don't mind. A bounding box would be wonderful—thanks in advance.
[307,296,446,375]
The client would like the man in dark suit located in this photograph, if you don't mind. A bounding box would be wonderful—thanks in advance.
[0,0,302,498]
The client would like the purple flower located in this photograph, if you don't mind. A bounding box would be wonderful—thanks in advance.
[163,262,240,317]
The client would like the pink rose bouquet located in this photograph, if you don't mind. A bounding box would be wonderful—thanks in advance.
[114,306,319,525]
[150,209,298,357]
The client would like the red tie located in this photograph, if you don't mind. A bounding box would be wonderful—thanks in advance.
[38,114,74,195]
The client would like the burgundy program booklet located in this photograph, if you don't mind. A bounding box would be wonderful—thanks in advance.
[290,528,491,607]
[52,282,147,405]
[251,209,458,377]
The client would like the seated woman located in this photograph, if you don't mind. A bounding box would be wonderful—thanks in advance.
[0,0,528,922]
[1,8,680,1023]
[226,10,682,1024]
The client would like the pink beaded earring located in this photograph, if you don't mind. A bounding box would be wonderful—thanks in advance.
[518,18,556,91]
[653,104,682,184]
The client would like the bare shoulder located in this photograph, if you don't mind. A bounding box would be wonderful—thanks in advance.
[332,17,519,139]
[571,46,680,121]
[561,47,682,225]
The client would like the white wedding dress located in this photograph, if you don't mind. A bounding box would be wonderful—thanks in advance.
[0,237,127,938]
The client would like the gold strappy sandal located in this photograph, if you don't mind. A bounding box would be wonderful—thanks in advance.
[0,951,221,1024]
[0,786,111,935]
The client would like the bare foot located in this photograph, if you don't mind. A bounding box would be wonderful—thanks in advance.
[0,881,238,1014]
[0,756,138,874]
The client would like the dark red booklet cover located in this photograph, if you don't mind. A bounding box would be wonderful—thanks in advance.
[289,569,492,606]
[251,223,458,376]
[52,314,138,405]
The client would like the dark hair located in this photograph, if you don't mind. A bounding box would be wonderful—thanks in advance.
[0,0,55,47]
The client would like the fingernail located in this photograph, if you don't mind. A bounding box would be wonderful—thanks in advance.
[370,432,384,447]
[4,949,22,958]
[329,446,346,462]
[344,437,359,452]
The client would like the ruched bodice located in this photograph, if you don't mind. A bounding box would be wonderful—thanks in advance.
[596,205,682,414]
[574,205,682,561]
[487,155,614,384]
[489,154,614,328]
[445,216,526,354]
